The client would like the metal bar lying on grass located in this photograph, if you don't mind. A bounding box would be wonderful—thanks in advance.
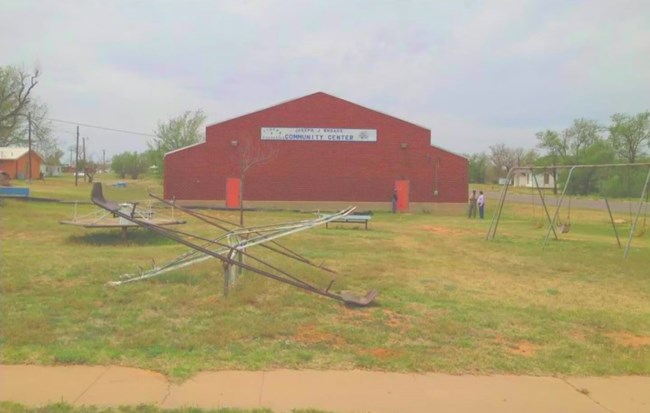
[149,192,338,273]
[91,183,377,306]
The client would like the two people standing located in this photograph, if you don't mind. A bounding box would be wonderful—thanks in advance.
[477,191,485,219]
[468,190,485,219]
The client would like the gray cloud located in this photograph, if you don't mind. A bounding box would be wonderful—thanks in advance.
[1,0,648,159]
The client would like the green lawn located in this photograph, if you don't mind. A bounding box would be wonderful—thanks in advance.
[18,174,162,202]
[1,178,649,381]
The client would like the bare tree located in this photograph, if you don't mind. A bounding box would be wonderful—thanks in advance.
[234,140,277,225]
[488,143,517,180]
[84,159,98,183]
[513,147,537,166]
[0,66,39,138]
[0,65,56,161]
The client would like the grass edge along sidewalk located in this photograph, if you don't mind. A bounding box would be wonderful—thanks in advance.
[2,365,650,413]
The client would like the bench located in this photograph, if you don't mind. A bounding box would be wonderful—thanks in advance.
[0,187,30,197]
[324,214,372,230]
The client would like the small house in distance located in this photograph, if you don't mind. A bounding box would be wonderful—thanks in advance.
[0,147,43,180]
[41,164,63,177]
[512,170,556,189]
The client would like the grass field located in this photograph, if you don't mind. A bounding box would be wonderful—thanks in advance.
[1,177,649,381]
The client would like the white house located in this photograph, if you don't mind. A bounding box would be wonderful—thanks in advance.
[40,164,63,177]
[512,170,555,189]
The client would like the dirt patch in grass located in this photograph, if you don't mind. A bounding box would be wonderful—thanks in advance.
[507,341,539,357]
[420,225,466,235]
[494,335,540,357]
[294,324,345,346]
[337,308,409,332]
[570,330,587,342]
[605,332,650,348]
[338,307,374,325]
[368,348,402,360]
[382,309,410,332]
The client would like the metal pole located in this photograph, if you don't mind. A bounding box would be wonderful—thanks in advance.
[75,126,79,186]
[82,137,87,182]
[543,166,577,248]
[532,170,558,240]
[624,166,650,258]
[27,112,32,182]
[604,197,621,248]
[486,168,514,240]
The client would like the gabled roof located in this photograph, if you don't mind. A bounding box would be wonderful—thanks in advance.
[430,143,468,160]
[0,147,43,161]
[206,91,432,132]
[164,141,206,157]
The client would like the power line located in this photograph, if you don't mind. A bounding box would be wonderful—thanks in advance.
[46,118,156,138]
[50,127,78,137]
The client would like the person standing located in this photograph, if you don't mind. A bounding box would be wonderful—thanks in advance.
[391,189,398,213]
[477,191,485,219]
[468,190,477,218]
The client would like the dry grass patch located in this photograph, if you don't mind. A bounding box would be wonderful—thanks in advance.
[294,324,346,346]
[493,335,540,358]
[604,332,650,348]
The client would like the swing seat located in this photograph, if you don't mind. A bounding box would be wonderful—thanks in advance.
[559,223,571,234]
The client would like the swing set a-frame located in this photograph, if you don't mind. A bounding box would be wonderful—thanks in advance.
[486,162,650,258]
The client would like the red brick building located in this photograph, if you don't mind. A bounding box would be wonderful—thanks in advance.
[0,147,43,180]
[164,92,467,210]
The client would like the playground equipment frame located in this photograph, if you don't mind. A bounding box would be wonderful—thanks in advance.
[485,163,650,258]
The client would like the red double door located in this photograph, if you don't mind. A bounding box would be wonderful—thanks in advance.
[226,178,240,208]
[394,180,409,212]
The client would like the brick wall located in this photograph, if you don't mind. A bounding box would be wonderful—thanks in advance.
[165,93,468,203]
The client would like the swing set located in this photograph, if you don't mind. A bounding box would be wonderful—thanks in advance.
[486,163,650,258]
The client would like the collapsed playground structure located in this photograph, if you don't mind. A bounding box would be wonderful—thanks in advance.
[90,182,378,306]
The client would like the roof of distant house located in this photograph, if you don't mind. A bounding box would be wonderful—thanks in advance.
[0,147,43,160]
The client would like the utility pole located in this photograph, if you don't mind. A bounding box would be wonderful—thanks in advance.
[82,137,87,182]
[102,149,106,173]
[75,126,79,186]
[27,112,32,182]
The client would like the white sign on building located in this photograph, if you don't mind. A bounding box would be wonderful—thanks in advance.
[261,127,377,142]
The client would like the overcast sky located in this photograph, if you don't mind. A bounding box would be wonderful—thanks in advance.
[2,0,649,161]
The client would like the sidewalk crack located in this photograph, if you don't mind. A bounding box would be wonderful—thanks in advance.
[160,381,172,406]
[73,366,111,404]
[258,371,266,407]
[561,378,615,413]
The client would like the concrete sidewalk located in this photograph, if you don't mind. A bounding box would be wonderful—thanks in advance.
[1,365,649,413]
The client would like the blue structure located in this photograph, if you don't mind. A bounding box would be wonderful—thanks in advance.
[0,187,30,197]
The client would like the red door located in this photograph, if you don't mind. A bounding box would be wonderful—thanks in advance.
[395,180,409,212]
[226,178,241,208]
